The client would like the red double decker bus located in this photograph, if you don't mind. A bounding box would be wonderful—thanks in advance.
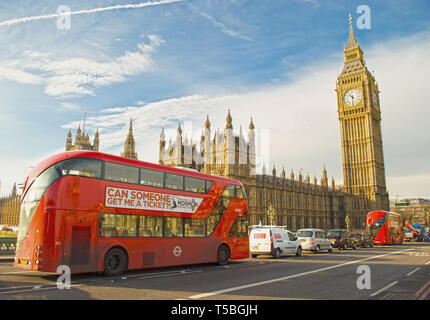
[366,210,403,245]
[14,151,249,276]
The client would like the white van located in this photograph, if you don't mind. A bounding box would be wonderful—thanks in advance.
[249,226,302,258]
[297,228,332,253]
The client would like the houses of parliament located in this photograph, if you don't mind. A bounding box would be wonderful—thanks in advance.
[0,18,389,229]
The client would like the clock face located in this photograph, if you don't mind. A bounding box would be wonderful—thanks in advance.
[372,90,378,106]
[344,88,362,106]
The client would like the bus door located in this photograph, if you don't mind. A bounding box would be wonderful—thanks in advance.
[63,211,97,273]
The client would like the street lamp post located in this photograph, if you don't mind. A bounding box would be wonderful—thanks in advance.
[267,203,276,226]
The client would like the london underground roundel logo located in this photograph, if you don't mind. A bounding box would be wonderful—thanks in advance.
[173,246,182,257]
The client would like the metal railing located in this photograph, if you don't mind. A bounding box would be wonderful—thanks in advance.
[0,237,16,256]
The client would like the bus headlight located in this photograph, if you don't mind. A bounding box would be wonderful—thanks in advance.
[36,244,41,251]
[35,260,40,265]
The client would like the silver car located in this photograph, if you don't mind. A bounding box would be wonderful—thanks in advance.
[297,228,332,253]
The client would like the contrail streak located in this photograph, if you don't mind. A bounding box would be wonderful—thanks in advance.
[0,0,183,28]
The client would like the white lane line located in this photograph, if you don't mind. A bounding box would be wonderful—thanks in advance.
[406,267,421,277]
[121,269,198,279]
[188,248,414,299]
[369,281,398,297]
[223,262,265,269]
[138,270,202,280]
[0,283,83,295]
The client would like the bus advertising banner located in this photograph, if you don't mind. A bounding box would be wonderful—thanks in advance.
[105,186,203,213]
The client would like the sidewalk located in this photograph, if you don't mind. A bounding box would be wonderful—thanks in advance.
[0,255,15,262]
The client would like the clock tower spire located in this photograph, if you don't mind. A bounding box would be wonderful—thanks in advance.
[336,15,389,220]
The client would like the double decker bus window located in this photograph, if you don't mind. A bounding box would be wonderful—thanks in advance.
[235,185,245,199]
[228,217,248,237]
[164,217,183,237]
[222,184,235,198]
[184,218,206,237]
[99,213,137,237]
[205,180,213,193]
[165,173,183,190]
[99,213,118,237]
[207,200,225,236]
[17,165,61,252]
[137,215,163,237]
[120,214,137,237]
[56,158,102,178]
[105,162,138,184]
[241,186,247,199]
[140,168,164,188]
[27,166,61,202]
[184,176,206,193]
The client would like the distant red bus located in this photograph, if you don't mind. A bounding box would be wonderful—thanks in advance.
[14,151,249,276]
[366,210,403,245]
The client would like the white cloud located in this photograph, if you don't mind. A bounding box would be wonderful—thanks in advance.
[0,64,44,84]
[65,29,430,199]
[2,29,428,199]
[1,35,163,98]
[188,3,251,41]
[0,0,183,28]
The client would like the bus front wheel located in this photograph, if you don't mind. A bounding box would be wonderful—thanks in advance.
[103,247,128,277]
[216,245,230,266]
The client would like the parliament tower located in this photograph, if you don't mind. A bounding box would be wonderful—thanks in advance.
[336,16,389,211]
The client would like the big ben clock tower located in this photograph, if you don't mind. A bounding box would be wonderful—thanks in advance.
[336,15,389,212]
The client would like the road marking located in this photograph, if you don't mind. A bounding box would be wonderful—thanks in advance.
[418,287,430,300]
[415,279,430,298]
[116,269,196,279]
[425,261,430,265]
[0,283,83,295]
[406,267,421,277]
[222,262,265,269]
[138,269,202,280]
[188,248,413,299]
[369,281,398,297]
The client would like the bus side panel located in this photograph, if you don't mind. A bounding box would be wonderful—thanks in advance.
[374,223,388,244]
[63,211,97,274]
[227,237,249,260]
[57,176,101,212]
[96,238,221,272]
[162,238,219,266]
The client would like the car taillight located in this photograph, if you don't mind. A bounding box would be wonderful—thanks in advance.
[311,240,314,245]
[340,238,343,243]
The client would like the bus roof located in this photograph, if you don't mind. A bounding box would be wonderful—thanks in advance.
[367,210,401,217]
[24,150,243,193]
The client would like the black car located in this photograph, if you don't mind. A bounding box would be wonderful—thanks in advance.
[351,232,374,248]
[327,229,357,250]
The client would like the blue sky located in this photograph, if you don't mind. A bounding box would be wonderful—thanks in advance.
[0,0,430,198]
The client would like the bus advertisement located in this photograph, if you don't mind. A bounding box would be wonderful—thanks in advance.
[366,210,403,245]
[14,151,249,276]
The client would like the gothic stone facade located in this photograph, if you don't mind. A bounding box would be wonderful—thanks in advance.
[159,110,371,230]
[0,184,20,226]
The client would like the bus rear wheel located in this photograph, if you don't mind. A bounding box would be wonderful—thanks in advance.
[103,248,128,277]
[216,245,230,266]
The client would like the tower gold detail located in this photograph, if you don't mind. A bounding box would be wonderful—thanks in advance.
[336,16,389,216]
